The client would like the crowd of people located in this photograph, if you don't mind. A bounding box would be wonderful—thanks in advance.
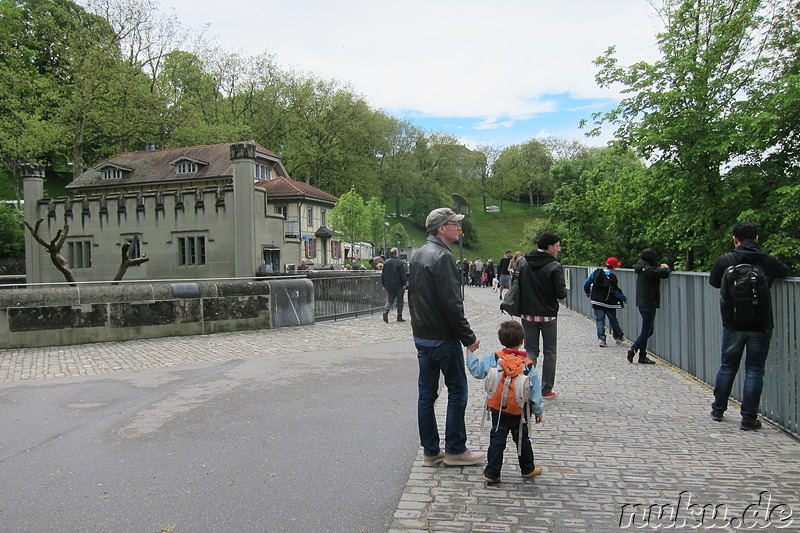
[395,208,790,486]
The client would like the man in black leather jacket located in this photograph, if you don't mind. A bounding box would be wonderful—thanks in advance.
[516,232,567,399]
[409,208,484,467]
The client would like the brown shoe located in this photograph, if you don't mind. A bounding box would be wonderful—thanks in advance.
[422,451,445,467]
[483,476,500,484]
[443,449,485,466]
[382,311,388,323]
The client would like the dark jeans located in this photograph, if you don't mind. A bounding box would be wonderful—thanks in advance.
[593,307,623,342]
[712,328,773,421]
[484,410,535,479]
[632,306,657,357]
[415,339,468,456]
[522,319,557,395]
[384,287,405,317]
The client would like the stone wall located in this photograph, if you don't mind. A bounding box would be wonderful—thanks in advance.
[0,278,313,349]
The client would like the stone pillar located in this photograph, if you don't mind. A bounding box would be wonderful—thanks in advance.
[230,142,257,277]
[22,164,45,284]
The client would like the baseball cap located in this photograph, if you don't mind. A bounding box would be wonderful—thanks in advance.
[606,257,622,268]
[425,208,464,233]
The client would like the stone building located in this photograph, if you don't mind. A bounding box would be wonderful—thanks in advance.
[23,141,340,283]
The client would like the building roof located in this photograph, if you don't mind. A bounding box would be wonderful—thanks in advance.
[67,141,287,191]
[257,176,338,205]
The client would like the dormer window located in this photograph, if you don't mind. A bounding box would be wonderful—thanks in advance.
[97,163,131,180]
[102,167,123,180]
[176,161,197,174]
[255,163,270,180]
[170,156,207,176]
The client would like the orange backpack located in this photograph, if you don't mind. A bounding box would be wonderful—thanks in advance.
[485,351,533,416]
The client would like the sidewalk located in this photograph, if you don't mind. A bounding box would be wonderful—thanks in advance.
[393,286,800,532]
[2,286,798,532]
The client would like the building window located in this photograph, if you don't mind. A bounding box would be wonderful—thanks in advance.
[67,240,92,269]
[176,161,197,174]
[255,163,270,180]
[304,238,317,259]
[102,168,122,180]
[307,206,314,227]
[331,240,341,260]
[122,236,142,265]
[178,236,206,265]
[275,205,287,219]
[321,209,327,227]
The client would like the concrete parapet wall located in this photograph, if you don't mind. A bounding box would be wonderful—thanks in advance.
[0,279,314,348]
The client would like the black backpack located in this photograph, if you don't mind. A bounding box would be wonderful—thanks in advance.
[720,262,770,328]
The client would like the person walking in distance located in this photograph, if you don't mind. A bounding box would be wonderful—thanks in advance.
[516,232,567,399]
[497,250,513,299]
[627,249,670,364]
[584,257,627,347]
[408,208,484,467]
[709,221,789,430]
[381,247,408,323]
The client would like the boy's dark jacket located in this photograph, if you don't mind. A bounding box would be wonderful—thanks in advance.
[709,240,789,330]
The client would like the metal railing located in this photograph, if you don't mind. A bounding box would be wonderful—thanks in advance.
[563,266,800,439]
[309,272,385,322]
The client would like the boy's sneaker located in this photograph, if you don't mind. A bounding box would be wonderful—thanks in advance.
[422,452,445,467]
[483,475,501,484]
[522,466,543,478]
[443,449,485,466]
[710,409,724,422]
[740,418,762,431]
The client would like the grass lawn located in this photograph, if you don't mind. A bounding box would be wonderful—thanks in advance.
[388,199,547,261]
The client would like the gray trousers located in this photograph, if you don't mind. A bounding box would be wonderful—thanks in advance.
[522,318,558,395]
[384,288,405,317]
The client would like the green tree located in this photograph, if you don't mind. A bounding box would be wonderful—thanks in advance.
[363,197,387,253]
[586,0,799,270]
[493,140,554,208]
[328,187,366,251]
[0,205,24,258]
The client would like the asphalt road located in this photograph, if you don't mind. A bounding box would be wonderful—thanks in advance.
[0,338,419,533]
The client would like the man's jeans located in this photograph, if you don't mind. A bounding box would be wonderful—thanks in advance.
[415,339,468,456]
[522,319,557,395]
[594,308,623,342]
[384,287,405,317]
[632,307,657,357]
[712,328,773,421]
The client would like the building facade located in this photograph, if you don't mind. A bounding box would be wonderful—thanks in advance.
[23,141,340,283]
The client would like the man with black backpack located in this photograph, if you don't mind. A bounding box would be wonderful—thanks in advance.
[709,221,790,431]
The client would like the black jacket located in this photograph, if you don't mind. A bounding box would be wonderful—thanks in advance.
[381,256,407,291]
[408,236,476,346]
[517,251,567,317]
[634,260,670,308]
[709,240,790,330]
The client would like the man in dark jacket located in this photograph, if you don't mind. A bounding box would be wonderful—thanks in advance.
[627,249,671,364]
[409,208,484,467]
[516,232,567,399]
[381,248,408,322]
[708,221,789,431]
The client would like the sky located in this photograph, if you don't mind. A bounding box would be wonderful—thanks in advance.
[160,0,664,149]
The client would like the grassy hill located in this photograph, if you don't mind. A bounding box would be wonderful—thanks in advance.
[390,199,547,261]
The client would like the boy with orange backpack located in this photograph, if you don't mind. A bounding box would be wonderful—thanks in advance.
[466,320,544,485]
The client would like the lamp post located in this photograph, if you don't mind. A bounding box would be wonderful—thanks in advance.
[383,221,389,256]
[451,193,468,298]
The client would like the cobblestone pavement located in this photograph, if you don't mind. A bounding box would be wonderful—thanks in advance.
[2,287,799,532]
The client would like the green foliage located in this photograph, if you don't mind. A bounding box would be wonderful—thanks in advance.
[328,187,366,247]
[363,197,387,249]
[0,205,24,258]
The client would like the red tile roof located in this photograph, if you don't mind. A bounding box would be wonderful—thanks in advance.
[257,176,338,204]
[67,141,285,191]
